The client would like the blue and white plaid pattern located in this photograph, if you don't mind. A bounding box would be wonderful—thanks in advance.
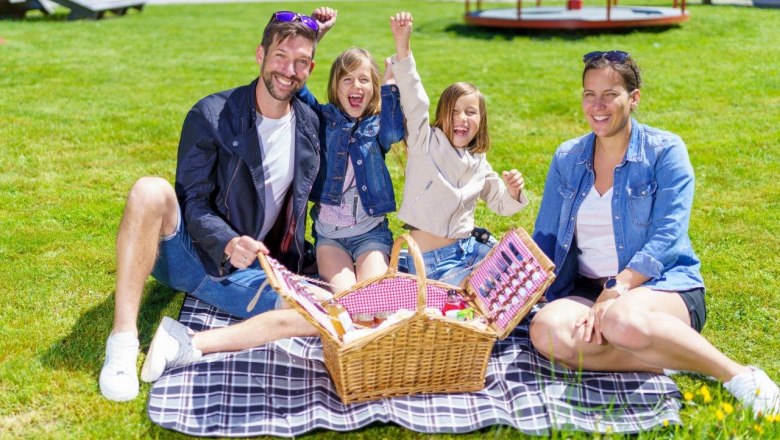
[147,296,682,436]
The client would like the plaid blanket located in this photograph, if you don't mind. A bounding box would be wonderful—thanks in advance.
[147,296,682,437]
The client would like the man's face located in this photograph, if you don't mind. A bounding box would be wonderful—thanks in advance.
[257,35,315,103]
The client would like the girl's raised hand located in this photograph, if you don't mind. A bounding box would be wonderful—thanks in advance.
[502,169,525,200]
[312,7,338,38]
[390,11,413,59]
[383,57,395,84]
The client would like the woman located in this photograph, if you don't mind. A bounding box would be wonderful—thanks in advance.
[529,50,779,417]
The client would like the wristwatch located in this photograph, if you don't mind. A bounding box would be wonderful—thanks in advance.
[604,277,629,296]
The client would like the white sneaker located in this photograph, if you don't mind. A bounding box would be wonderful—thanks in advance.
[99,332,140,402]
[724,366,780,417]
[140,316,202,383]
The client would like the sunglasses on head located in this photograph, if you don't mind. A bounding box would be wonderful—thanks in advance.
[582,50,631,64]
[270,11,319,32]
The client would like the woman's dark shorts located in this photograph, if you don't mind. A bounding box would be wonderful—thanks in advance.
[571,277,707,332]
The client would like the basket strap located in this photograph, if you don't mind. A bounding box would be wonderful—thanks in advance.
[388,234,428,310]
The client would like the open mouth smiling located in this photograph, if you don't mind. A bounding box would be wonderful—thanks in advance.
[348,93,364,108]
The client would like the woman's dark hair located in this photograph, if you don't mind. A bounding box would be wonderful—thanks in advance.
[582,54,641,92]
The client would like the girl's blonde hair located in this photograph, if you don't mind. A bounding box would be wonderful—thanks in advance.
[327,47,382,117]
[432,82,490,154]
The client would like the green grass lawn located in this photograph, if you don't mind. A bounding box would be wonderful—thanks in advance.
[1,0,779,437]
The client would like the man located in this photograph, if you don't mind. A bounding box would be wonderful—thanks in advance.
[99,8,337,402]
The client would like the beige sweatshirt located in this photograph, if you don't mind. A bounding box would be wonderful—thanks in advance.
[391,53,528,239]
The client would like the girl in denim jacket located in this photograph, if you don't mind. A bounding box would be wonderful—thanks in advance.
[298,43,405,292]
[529,50,779,417]
[388,12,528,287]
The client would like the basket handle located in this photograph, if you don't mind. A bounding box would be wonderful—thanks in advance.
[388,234,428,311]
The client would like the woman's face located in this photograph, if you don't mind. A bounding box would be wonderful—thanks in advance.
[336,60,374,119]
[582,67,639,139]
[449,93,481,149]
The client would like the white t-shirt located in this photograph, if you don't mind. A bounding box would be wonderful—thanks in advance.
[576,186,619,278]
[256,109,295,241]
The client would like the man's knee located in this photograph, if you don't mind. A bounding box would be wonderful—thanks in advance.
[125,177,177,219]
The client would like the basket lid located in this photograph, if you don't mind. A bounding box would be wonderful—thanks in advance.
[462,228,556,339]
[256,252,343,344]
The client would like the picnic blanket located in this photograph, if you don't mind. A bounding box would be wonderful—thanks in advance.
[147,295,682,437]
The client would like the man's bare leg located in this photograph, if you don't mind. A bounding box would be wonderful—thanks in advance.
[100,177,179,401]
[140,309,319,383]
[194,309,318,353]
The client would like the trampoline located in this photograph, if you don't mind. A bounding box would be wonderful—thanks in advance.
[464,0,690,30]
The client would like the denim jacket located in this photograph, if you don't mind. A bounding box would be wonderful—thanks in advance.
[532,120,704,301]
[298,84,404,216]
[176,79,320,277]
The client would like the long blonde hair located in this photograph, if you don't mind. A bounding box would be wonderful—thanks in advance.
[327,47,382,117]
[432,82,490,154]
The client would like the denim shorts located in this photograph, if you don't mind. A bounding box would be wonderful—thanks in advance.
[401,236,493,287]
[150,210,280,319]
[314,219,393,260]
[572,277,707,332]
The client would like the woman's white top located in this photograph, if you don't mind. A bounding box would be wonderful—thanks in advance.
[576,186,619,278]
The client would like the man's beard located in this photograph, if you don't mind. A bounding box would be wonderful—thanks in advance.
[261,62,304,102]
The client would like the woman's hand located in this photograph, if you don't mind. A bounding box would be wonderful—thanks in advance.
[390,12,413,60]
[575,291,620,344]
[502,169,525,200]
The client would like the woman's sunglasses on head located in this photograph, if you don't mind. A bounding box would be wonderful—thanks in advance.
[582,50,631,64]
[270,11,319,32]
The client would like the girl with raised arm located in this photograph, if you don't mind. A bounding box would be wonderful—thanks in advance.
[388,11,528,286]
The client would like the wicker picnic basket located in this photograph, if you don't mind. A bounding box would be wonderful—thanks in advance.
[258,228,555,404]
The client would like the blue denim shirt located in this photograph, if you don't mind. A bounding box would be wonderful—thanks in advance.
[298,84,405,216]
[532,120,704,300]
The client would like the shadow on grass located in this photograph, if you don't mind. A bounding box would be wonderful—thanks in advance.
[0,12,70,22]
[443,22,682,41]
[40,282,181,374]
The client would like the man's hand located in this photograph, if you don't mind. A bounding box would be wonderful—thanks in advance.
[502,169,525,201]
[312,7,337,41]
[225,236,269,269]
[389,11,413,60]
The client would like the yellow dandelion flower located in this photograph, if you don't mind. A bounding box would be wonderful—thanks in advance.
[699,386,712,403]
[764,414,774,423]
[716,410,724,421]
[753,424,764,434]
[684,392,694,401]
[722,402,734,414]
[663,420,669,427]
